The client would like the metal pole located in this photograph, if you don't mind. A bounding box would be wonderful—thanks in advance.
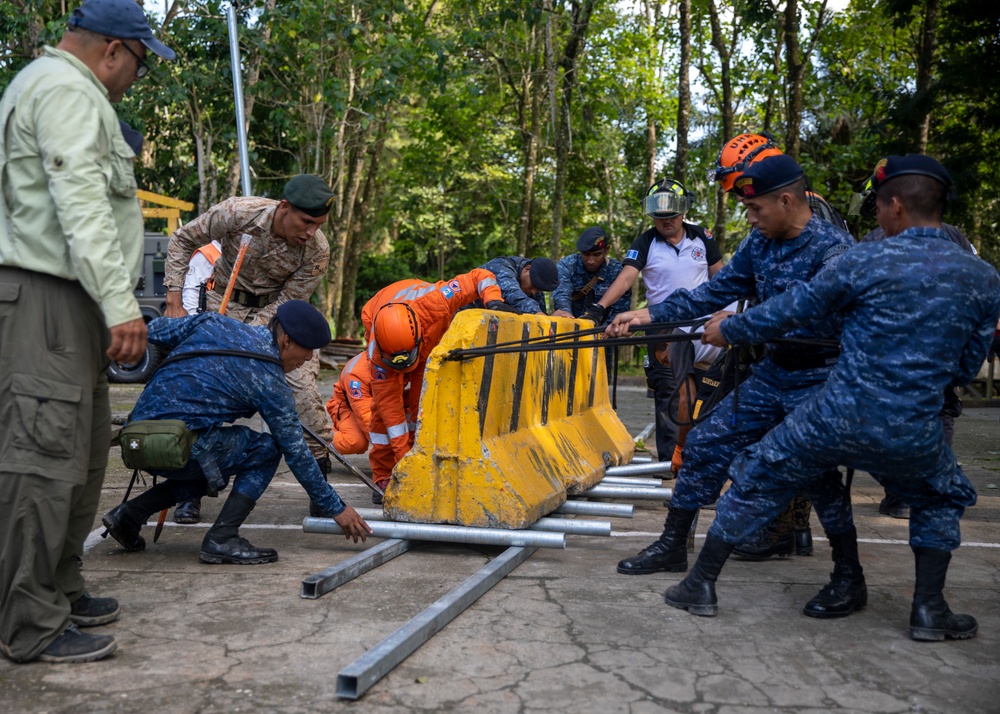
[352,509,611,537]
[301,539,413,600]
[556,501,634,518]
[581,484,673,501]
[336,546,535,699]
[601,476,663,487]
[303,517,566,549]
[226,3,252,196]
[606,461,672,478]
[630,456,653,463]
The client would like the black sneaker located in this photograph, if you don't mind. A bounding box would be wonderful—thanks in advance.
[36,625,117,664]
[371,491,384,505]
[69,593,121,627]
[878,494,909,519]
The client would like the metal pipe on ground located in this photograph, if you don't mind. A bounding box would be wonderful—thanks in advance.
[303,518,566,549]
[580,484,673,501]
[555,501,634,519]
[353,509,611,537]
[336,546,535,699]
[301,539,413,600]
[630,456,653,463]
[606,462,672,478]
[600,476,663,487]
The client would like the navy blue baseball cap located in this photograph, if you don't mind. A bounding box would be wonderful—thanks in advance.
[576,226,608,253]
[276,300,331,350]
[117,120,143,155]
[69,0,176,61]
[871,154,954,194]
[732,154,804,198]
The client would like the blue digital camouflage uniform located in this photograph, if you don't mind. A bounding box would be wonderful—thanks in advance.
[131,313,346,516]
[552,254,632,321]
[648,216,854,531]
[481,256,546,314]
[716,227,1000,550]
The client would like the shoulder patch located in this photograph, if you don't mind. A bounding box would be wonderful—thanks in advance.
[439,286,454,299]
[626,249,639,261]
[349,387,363,399]
[448,279,461,293]
[821,243,850,265]
[704,229,713,239]
[372,364,388,380]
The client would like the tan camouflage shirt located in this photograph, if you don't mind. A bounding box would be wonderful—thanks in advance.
[164,196,330,325]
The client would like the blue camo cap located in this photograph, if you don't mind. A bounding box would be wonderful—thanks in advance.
[69,0,176,61]
[872,154,954,193]
[733,154,804,198]
[276,300,331,350]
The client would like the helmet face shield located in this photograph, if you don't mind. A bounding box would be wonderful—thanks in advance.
[848,177,877,219]
[642,191,692,218]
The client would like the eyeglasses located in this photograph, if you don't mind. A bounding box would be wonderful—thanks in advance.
[108,39,150,79]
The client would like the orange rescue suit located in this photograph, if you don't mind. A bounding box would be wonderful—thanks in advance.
[324,352,374,455]
[361,270,502,486]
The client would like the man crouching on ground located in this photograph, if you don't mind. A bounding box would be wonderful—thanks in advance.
[103,300,371,562]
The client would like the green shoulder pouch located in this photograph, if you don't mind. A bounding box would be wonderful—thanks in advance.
[119,419,198,471]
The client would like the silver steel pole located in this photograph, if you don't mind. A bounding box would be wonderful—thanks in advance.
[581,484,673,501]
[629,456,653,463]
[301,539,413,600]
[226,3,252,196]
[336,546,535,699]
[606,461,672,478]
[556,501,634,518]
[353,509,610,537]
[600,476,663,487]
[303,517,566,549]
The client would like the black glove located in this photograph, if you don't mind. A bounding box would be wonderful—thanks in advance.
[486,300,521,314]
[581,304,607,324]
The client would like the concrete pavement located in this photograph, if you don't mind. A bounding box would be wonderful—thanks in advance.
[2,374,998,713]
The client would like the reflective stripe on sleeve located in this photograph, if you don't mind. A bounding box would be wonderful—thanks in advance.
[370,432,390,445]
[387,422,409,439]
[477,277,498,293]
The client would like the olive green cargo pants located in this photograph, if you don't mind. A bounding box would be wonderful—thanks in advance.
[0,268,110,661]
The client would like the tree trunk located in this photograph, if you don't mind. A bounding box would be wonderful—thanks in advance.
[705,0,736,250]
[673,0,692,182]
[336,122,388,337]
[914,0,939,152]
[783,0,803,160]
[551,0,596,259]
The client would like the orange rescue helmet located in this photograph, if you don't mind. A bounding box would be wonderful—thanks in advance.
[709,133,784,192]
[372,303,421,370]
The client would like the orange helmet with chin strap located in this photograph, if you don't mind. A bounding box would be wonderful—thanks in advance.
[708,133,784,192]
[372,303,421,370]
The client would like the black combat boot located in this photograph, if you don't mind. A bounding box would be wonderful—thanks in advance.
[732,503,795,561]
[792,494,813,556]
[909,548,977,641]
[803,528,867,618]
[102,481,179,552]
[663,534,735,617]
[617,506,697,575]
[878,490,909,519]
[309,456,333,517]
[200,491,278,564]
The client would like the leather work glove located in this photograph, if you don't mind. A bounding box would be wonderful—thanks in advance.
[581,304,607,324]
[671,444,684,475]
[486,300,521,314]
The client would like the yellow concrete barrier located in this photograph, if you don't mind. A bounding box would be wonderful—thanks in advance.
[383,310,634,528]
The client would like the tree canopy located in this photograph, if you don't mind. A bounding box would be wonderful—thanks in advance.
[3,0,997,335]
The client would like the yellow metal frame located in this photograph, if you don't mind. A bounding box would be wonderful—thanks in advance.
[137,190,194,234]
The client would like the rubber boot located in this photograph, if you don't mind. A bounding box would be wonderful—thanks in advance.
[617,506,697,575]
[663,534,735,617]
[909,548,977,641]
[792,494,813,556]
[372,479,389,506]
[200,491,278,564]
[102,480,179,552]
[803,528,867,618]
[309,457,332,517]
[732,503,794,560]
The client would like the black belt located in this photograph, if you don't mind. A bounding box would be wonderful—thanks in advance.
[768,348,840,371]
[212,282,278,309]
